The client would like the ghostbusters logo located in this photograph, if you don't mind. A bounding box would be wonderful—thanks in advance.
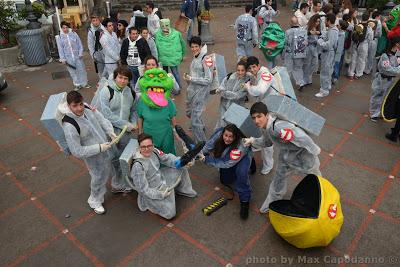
[328,204,337,219]
[279,128,295,142]
[154,148,164,156]
[383,60,390,67]
[205,57,214,68]
[261,72,272,82]
[230,149,242,160]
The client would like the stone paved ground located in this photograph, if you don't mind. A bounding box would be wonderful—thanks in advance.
[0,5,399,267]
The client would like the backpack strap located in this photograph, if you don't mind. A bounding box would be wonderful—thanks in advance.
[108,85,136,102]
[62,115,81,135]
[62,105,92,135]
[108,86,114,101]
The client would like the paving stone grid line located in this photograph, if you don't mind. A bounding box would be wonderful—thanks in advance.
[1,68,399,267]
[1,7,400,266]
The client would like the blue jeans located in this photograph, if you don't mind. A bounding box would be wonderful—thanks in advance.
[163,66,182,91]
[332,54,344,81]
[219,155,252,202]
[128,65,140,88]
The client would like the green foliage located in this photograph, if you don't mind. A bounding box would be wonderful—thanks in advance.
[18,1,48,20]
[0,0,19,32]
[367,0,400,10]
[0,0,20,46]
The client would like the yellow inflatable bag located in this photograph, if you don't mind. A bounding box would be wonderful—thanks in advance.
[269,174,343,249]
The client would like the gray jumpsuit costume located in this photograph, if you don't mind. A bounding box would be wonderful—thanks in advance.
[100,30,121,78]
[369,51,400,119]
[284,26,307,87]
[87,23,106,78]
[186,44,213,142]
[303,33,319,85]
[95,80,137,190]
[247,66,278,173]
[215,72,249,129]
[252,116,321,213]
[234,13,258,61]
[60,103,115,208]
[317,26,338,94]
[129,149,197,219]
[348,25,373,78]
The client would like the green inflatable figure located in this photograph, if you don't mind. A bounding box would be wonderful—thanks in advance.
[137,68,178,154]
[377,5,400,56]
[259,22,286,62]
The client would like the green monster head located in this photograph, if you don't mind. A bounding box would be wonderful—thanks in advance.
[139,68,173,108]
[160,18,171,35]
[388,5,400,30]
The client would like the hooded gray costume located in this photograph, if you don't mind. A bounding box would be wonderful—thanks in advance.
[252,115,321,213]
[129,148,197,219]
[100,30,121,78]
[95,80,137,190]
[317,25,338,94]
[88,23,106,78]
[246,66,277,174]
[234,13,258,61]
[186,44,213,142]
[215,72,249,129]
[60,103,115,208]
[369,51,400,119]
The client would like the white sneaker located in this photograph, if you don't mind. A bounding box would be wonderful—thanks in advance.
[89,203,106,214]
[315,91,329,98]
[94,205,105,214]
[260,167,272,175]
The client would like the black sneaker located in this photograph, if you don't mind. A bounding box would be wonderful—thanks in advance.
[240,202,249,220]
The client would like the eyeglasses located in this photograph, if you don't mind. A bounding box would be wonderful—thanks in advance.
[140,145,154,150]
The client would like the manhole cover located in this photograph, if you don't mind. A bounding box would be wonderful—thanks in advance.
[51,71,70,80]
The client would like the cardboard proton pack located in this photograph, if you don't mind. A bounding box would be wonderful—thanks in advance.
[208,53,227,94]
[119,138,139,179]
[223,103,262,138]
[40,92,71,154]
[267,66,325,136]
[224,66,325,137]
[270,66,297,101]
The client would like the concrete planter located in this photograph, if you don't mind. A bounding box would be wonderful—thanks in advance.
[0,45,20,67]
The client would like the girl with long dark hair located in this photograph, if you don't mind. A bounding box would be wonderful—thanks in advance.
[200,124,253,220]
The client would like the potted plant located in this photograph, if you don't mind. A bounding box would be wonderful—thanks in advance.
[18,1,48,21]
[0,0,20,48]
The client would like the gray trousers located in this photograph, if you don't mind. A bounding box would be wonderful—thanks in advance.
[259,152,321,213]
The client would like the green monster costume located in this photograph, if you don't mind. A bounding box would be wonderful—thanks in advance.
[137,68,178,154]
[377,5,400,56]
[259,22,286,62]
[155,19,186,67]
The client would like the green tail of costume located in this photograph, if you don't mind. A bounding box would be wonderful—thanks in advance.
[259,22,285,62]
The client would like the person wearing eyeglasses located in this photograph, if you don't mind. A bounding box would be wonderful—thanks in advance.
[128,133,198,219]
